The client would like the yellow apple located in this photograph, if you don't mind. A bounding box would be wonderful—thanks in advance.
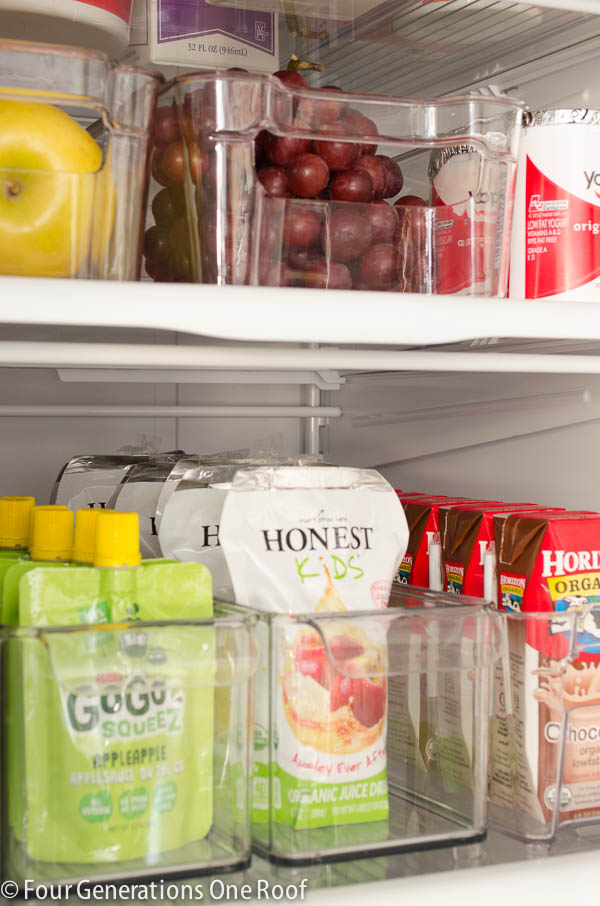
[0,100,106,278]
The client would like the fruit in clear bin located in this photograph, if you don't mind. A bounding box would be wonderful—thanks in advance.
[377,155,403,198]
[364,199,398,243]
[144,258,173,282]
[299,87,343,127]
[274,69,308,89]
[359,242,401,289]
[143,225,171,267]
[287,153,329,198]
[0,100,107,278]
[395,194,427,212]
[313,123,358,172]
[286,245,318,270]
[321,208,373,262]
[343,109,378,156]
[355,155,387,199]
[264,133,312,168]
[153,104,181,149]
[258,165,292,198]
[298,258,352,290]
[151,185,185,225]
[329,168,374,203]
[282,206,321,249]
[188,143,208,184]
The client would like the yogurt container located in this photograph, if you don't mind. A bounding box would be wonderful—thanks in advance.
[0,0,133,56]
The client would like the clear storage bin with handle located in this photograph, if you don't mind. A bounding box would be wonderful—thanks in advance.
[1,603,257,889]
[0,39,161,281]
[243,586,502,865]
[489,605,600,842]
[143,71,522,295]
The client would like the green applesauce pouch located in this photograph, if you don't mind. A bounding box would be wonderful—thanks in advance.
[220,466,408,834]
[3,505,75,845]
[16,560,215,865]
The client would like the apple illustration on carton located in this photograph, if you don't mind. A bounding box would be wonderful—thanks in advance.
[292,630,387,731]
[0,100,109,278]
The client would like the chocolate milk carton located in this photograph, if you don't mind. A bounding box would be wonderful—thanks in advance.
[396,496,476,589]
[440,502,537,598]
[491,511,600,831]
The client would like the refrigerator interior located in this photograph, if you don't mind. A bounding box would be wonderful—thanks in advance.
[4,0,600,899]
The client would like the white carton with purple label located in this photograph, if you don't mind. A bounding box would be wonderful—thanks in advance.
[125,0,278,73]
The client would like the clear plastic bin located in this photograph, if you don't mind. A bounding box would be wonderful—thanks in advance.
[1,603,257,889]
[0,39,161,280]
[143,71,522,295]
[489,606,600,842]
[241,587,502,865]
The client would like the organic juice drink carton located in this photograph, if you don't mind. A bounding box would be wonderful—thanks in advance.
[16,511,215,866]
[3,506,74,843]
[220,466,408,843]
[489,511,600,830]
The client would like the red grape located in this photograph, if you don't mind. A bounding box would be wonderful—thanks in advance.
[153,104,180,149]
[286,246,319,269]
[143,225,171,265]
[227,67,248,73]
[258,165,292,198]
[355,155,387,199]
[169,245,193,282]
[145,258,173,282]
[391,277,413,292]
[299,87,344,126]
[313,123,358,172]
[343,109,378,155]
[264,133,312,167]
[321,208,373,263]
[376,155,403,198]
[153,141,185,186]
[329,168,374,203]
[188,142,208,184]
[364,201,398,243]
[151,186,185,225]
[283,207,321,249]
[298,259,352,290]
[359,243,401,289]
[395,194,427,207]
[287,153,329,197]
[274,70,308,89]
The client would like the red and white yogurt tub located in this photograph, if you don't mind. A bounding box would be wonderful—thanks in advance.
[0,0,133,56]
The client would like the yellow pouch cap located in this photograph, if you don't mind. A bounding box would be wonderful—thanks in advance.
[72,509,100,564]
[0,496,35,548]
[94,511,141,568]
[30,506,73,561]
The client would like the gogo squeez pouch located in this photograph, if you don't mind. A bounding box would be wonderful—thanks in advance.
[16,562,214,866]
[220,466,408,835]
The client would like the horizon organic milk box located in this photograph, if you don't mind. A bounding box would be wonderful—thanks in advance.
[440,502,542,598]
[220,466,408,839]
[490,511,600,830]
[395,496,477,589]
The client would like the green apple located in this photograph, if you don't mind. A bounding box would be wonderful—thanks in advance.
[0,100,105,278]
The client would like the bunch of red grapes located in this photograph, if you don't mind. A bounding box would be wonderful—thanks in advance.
[143,67,427,290]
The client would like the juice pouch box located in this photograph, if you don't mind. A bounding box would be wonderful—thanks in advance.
[440,502,547,598]
[16,562,214,865]
[491,511,600,829]
[220,466,408,832]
